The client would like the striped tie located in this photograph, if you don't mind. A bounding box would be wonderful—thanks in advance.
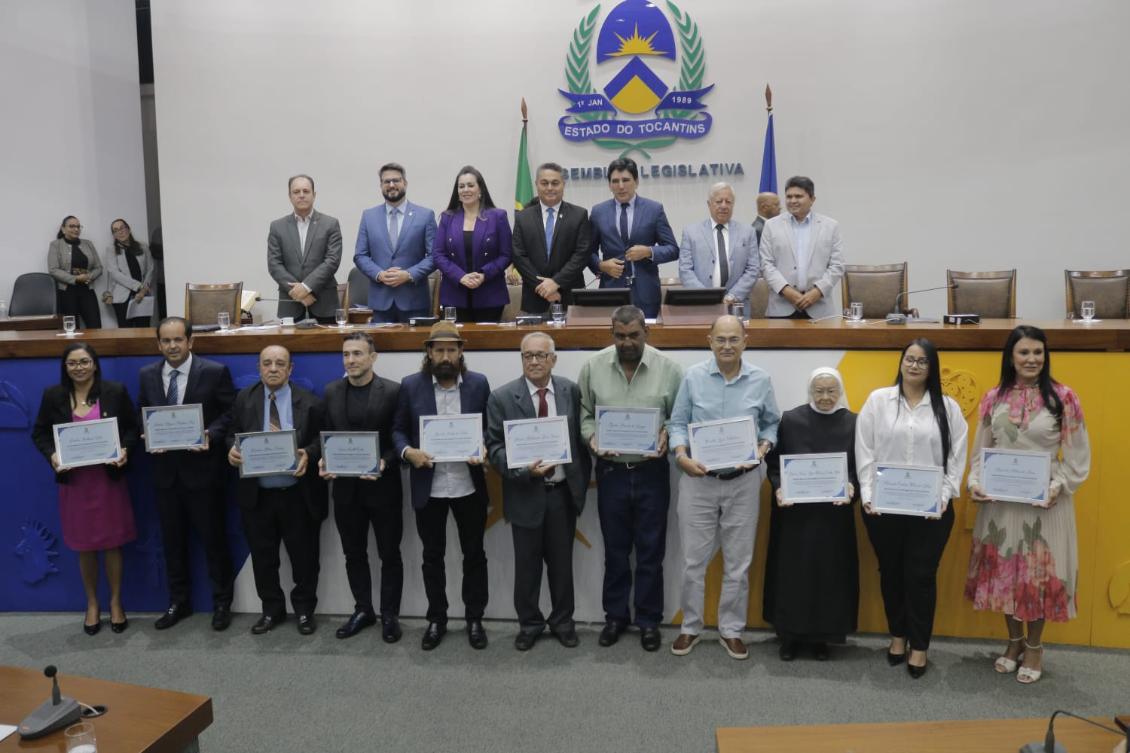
[268,392,281,432]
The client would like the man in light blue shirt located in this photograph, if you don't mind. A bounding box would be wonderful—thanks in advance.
[667,315,780,660]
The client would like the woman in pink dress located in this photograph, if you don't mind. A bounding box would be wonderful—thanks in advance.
[32,342,138,635]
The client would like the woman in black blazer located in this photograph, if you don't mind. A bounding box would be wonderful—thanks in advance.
[31,342,138,635]
[47,215,104,329]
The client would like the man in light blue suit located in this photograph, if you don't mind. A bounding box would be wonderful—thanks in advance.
[677,183,760,313]
[588,157,678,319]
[354,163,437,323]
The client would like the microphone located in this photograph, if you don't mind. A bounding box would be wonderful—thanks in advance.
[17,664,81,739]
[886,283,958,325]
[46,665,61,705]
[1019,710,1124,753]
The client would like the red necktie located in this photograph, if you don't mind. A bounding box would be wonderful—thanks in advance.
[536,388,548,418]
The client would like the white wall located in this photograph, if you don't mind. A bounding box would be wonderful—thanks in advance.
[150,0,1130,320]
[0,0,148,315]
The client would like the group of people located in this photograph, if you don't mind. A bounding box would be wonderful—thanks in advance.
[31,307,1087,684]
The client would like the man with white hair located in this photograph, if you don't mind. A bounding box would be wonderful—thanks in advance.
[677,182,761,313]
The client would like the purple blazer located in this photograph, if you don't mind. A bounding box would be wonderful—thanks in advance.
[432,207,512,309]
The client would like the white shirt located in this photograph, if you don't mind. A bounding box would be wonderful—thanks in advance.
[430,375,475,498]
[526,377,565,483]
[854,386,968,506]
[294,213,312,258]
[161,353,193,405]
[710,220,731,287]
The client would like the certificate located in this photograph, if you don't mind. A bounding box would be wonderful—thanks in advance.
[980,448,1052,504]
[872,463,944,517]
[503,416,571,469]
[419,414,483,462]
[142,403,205,451]
[53,417,122,469]
[595,406,661,455]
[687,416,759,471]
[780,452,849,503]
[321,431,381,477]
[236,431,298,478]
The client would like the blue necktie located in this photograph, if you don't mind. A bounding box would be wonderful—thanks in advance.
[389,208,400,252]
[618,202,630,245]
[166,369,179,406]
[544,207,555,259]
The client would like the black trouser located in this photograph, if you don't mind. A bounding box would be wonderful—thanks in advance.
[414,493,488,623]
[111,301,149,328]
[241,486,320,617]
[57,285,102,328]
[770,310,811,320]
[277,299,335,324]
[512,485,577,633]
[157,483,234,608]
[862,504,954,651]
[333,483,404,616]
[455,306,504,323]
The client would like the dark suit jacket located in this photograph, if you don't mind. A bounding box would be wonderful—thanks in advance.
[587,195,678,316]
[314,375,402,503]
[267,209,344,318]
[432,208,512,310]
[32,381,138,484]
[392,370,491,510]
[511,201,591,313]
[137,355,235,490]
[226,381,328,519]
[485,375,591,528]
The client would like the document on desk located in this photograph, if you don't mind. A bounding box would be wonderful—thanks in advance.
[0,724,16,742]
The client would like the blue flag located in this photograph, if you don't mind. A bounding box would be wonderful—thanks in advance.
[759,112,777,193]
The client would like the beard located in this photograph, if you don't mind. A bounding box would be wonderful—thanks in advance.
[432,361,458,379]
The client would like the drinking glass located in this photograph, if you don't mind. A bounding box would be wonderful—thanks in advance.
[217,311,231,331]
[335,308,348,327]
[729,302,746,321]
[850,302,864,322]
[550,303,565,327]
[0,298,9,319]
[444,306,457,323]
[65,721,97,752]
[1081,300,1095,321]
[63,315,77,336]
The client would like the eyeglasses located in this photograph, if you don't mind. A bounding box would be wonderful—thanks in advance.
[903,356,930,368]
[381,178,404,186]
[65,358,93,367]
[521,352,553,362]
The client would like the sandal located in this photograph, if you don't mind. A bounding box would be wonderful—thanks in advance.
[993,637,1024,674]
[1016,641,1043,684]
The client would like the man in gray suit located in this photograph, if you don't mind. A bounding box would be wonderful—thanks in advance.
[677,182,761,313]
[267,174,343,323]
[752,192,780,246]
[485,332,591,651]
[758,175,845,320]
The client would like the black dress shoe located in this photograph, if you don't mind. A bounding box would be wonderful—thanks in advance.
[110,617,129,634]
[381,615,402,644]
[297,614,316,635]
[336,610,376,639]
[251,614,285,635]
[907,660,928,679]
[514,630,539,651]
[83,620,102,636]
[598,621,625,647]
[467,619,488,650]
[640,627,662,652]
[211,605,232,632]
[421,622,447,650]
[887,650,907,666]
[154,604,192,631]
[552,627,579,648]
[812,642,829,661]
[779,640,797,662]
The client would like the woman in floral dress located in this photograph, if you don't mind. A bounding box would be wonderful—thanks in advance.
[965,325,1090,684]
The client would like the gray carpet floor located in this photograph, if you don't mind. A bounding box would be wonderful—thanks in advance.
[1,614,1127,753]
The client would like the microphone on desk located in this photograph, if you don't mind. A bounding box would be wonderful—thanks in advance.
[18,665,82,739]
[886,284,958,325]
[1019,710,1125,753]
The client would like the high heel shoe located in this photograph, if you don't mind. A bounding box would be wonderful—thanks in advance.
[993,637,1024,674]
[83,620,102,636]
[1016,641,1043,684]
[110,617,129,634]
[886,637,907,666]
[907,650,928,679]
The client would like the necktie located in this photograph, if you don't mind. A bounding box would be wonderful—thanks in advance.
[536,388,549,418]
[618,202,630,245]
[716,224,729,287]
[166,369,179,406]
[544,207,555,259]
[268,392,281,432]
[389,208,400,251]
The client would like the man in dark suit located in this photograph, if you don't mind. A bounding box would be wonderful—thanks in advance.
[752,192,780,246]
[138,317,236,631]
[485,332,590,650]
[392,321,491,651]
[511,162,591,315]
[316,333,404,642]
[588,157,678,318]
[267,174,343,323]
[353,163,438,323]
[226,344,326,635]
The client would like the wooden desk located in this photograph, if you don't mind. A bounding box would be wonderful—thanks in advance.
[0,315,61,332]
[0,666,212,753]
[716,716,1122,753]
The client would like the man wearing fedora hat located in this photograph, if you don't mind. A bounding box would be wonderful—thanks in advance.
[392,321,493,650]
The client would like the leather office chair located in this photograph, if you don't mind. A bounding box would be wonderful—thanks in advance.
[9,273,58,316]
[499,284,523,322]
[346,267,368,311]
[1064,270,1130,319]
[946,269,1016,318]
[184,282,242,327]
[748,279,769,319]
[841,263,908,319]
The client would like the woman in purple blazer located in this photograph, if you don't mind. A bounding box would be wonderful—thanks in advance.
[432,166,512,322]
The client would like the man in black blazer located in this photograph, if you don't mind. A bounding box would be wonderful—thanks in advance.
[226,345,326,635]
[316,333,404,642]
[392,321,492,651]
[511,162,592,315]
[138,317,236,631]
[485,332,591,650]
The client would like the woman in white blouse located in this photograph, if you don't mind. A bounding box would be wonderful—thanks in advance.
[855,338,968,679]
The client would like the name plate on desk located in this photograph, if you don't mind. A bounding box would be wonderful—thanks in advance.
[688,416,758,471]
[236,431,297,478]
[780,452,849,503]
[420,414,483,462]
[503,416,571,469]
[142,404,205,451]
[321,431,380,477]
[981,448,1051,504]
[595,406,661,455]
[53,417,122,469]
[872,463,944,517]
